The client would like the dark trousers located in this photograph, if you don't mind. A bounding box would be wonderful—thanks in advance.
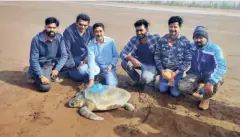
[35,65,54,92]
[178,73,223,99]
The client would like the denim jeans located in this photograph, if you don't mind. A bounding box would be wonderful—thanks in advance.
[69,64,118,87]
[121,60,157,84]
[159,72,183,97]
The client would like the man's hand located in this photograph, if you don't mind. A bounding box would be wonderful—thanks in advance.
[126,56,141,68]
[170,71,177,81]
[105,64,113,72]
[161,70,177,81]
[40,76,50,85]
[130,58,142,68]
[204,82,214,94]
[88,79,95,88]
[51,70,59,77]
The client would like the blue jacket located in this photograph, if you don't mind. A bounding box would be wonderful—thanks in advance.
[63,23,94,67]
[189,41,227,85]
[154,34,192,74]
[29,31,68,77]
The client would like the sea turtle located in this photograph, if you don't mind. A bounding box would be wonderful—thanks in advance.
[68,84,135,120]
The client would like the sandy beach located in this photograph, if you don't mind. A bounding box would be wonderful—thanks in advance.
[0,1,239,137]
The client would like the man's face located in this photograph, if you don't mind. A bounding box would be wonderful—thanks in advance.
[76,19,89,33]
[135,25,148,39]
[194,36,208,47]
[169,22,180,36]
[94,27,104,41]
[45,23,58,38]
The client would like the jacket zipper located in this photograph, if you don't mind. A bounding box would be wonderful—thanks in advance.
[197,49,201,74]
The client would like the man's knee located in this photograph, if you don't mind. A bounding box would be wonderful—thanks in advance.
[141,69,155,84]
[37,83,51,92]
[170,87,180,97]
[64,57,75,68]
[159,82,169,92]
[178,80,195,94]
[68,69,78,80]
[69,68,88,81]
[106,78,118,87]
[107,81,118,87]
[142,74,154,84]
[65,61,75,69]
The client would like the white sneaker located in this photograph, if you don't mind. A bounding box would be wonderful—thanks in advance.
[51,77,64,83]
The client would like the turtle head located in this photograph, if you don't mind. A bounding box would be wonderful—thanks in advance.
[68,92,85,108]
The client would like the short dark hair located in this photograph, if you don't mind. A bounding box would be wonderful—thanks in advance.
[134,19,149,29]
[76,13,90,23]
[45,17,59,27]
[168,16,183,27]
[93,23,105,31]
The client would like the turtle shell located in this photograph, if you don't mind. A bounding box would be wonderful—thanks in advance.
[84,85,131,110]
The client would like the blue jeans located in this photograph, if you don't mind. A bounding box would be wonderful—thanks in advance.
[61,56,75,72]
[121,60,157,84]
[159,72,183,97]
[69,64,118,87]
[61,55,84,72]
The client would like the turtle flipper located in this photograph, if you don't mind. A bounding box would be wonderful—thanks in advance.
[79,106,104,120]
[123,103,135,111]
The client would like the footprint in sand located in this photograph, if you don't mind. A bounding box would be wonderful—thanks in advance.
[29,111,53,126]
[116,124,142,136]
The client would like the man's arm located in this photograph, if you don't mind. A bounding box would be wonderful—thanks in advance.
[120,38,134,61]
[55,37,68,71]
[176,41,192,74]
[87,41,96,80]
[110,40,119,66]
[30,38,44,77]
[208,46,227,85]
[81,29,94,65]
[63,30,76,67]
[154,38,164,71]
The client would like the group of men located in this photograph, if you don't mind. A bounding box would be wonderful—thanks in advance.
[27,14,227,110]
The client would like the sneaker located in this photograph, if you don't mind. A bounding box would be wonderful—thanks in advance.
[51,77,64,83]
[198,99,210,110]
